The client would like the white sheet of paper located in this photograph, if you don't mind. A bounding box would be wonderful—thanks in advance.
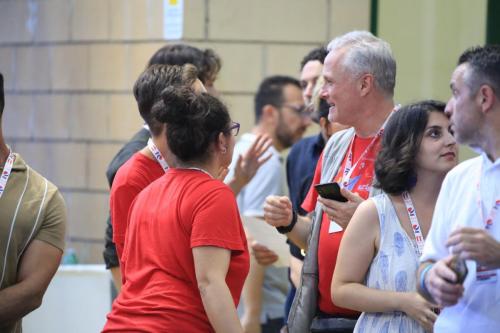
[163,0,183,40]
[328,220,343,233]
[241,215,290,267]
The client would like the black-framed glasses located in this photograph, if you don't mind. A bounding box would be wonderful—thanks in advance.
[227,121,240,136]
[281,104,310,118]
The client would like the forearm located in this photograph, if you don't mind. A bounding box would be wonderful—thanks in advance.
[0,281,43,325]
[417,261,435,302]
[286,215,312,251]
[334,282,406,313]
[228,177,246,196]
[199,279,243,333]
[241,257,264,318]
[110,266,122,292]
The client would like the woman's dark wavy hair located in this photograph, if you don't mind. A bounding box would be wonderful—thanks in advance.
[374,100,446,195]
[155,87,231,163]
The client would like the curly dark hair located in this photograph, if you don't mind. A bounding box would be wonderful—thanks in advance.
[300,46,327,70]
[375,100,446,195]
[147,44,221,85]
[156,87,230,163]
[133,64,198,136]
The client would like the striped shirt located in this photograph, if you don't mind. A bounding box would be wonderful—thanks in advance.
[0,153,66,333]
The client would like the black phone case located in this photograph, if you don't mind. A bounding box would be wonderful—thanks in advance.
[314,182,348,202]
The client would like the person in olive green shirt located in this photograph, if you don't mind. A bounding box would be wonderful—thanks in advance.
[0,73,66,333]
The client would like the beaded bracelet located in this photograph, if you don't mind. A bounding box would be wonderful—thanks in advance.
[419,263,434,296]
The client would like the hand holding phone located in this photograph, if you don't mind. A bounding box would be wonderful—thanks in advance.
[314,182,348,202]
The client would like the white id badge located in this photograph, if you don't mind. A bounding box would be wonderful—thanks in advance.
[476,265,498,284]
[328,220,343,233]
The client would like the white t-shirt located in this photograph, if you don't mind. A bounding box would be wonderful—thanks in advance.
[421,154,500,333]
[226,132,288,322]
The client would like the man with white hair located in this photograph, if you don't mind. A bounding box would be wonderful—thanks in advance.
[263,31,397,332]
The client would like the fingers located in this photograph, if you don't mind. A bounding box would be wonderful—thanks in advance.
[317,196,343,209]
[246,134,272,158]
[427,258,464,306]
[216,167,229,180]
[264,196,292,227]
[446,228,492,263]
[257,152,273,166]
[340,187,364,203]
[251,241,278,266]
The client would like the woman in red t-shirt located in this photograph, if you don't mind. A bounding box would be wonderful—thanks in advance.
[103,87,249,333]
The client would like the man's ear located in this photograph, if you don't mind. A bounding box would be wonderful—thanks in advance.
[478,84,496,114]
[359,73,374,97]
[261,104,279,125]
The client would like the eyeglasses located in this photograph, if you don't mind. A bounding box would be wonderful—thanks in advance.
[281,104,310,118]
[227,121,240,136]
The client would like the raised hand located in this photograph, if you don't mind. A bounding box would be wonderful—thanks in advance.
[233,134,273,187]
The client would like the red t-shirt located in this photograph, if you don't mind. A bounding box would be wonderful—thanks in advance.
[110,152,164,263]
[302,135,381,315]
[103,169,250,333]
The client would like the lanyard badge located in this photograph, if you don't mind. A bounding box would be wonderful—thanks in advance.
[147,138,169,172]
[0,150,16,199]
[401,191,425,256]
[474,161,499,283]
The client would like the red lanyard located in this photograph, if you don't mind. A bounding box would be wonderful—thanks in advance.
[340,130,383,188]
[0,150,16,199]
[340,107,398,188]
[147,138,169,172]
[401,191,425,256]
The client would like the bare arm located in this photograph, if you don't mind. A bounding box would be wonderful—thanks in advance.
[193,246,243,333]
[0,240,62,327]
[240,255,264,333]
[263,195,312,250]
[289,256,303,288]
[332,200,436,331]
[109,266,122,292]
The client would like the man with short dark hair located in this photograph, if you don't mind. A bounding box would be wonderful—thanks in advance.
[110,64,204,274]
[417,45,500,333]
[103,44,222,289]
[228,75,310,333]
[0,73,66,333]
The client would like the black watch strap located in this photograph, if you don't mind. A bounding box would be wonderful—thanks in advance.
[276,210,297,234]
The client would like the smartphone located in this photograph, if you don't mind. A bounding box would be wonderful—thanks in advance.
[314,182,347,202]
[448,256,468,284]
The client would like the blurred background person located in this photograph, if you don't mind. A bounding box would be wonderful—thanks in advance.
[227,75,311,333]
[103,44,222,290]
[332,100,457,333]
[103,87,249,332]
